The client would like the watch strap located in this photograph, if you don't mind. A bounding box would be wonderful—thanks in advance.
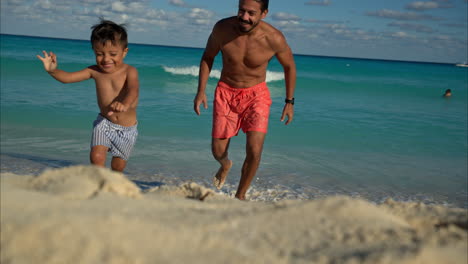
[285,98,295,105]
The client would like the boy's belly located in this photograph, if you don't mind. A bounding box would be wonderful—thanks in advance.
[101,109,137,127]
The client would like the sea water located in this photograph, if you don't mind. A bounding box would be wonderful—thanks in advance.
[1,34,467,207]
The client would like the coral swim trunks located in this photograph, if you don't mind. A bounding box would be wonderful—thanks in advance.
[212,81,272,138]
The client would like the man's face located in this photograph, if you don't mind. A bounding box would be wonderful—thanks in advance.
[237,0,267,33]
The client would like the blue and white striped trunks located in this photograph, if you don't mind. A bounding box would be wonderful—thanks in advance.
[91,114,138,161]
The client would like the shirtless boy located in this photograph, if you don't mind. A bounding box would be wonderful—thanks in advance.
[37,20,139,172]
[194,0,296,200]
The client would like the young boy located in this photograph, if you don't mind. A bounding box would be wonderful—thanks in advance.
[37,20,139,172]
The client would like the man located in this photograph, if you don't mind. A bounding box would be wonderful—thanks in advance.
[193,0,296,200]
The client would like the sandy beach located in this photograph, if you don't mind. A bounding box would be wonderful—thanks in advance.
[1,165,467,264]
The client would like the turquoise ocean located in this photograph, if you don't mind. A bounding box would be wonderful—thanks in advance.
[1,34,467,207]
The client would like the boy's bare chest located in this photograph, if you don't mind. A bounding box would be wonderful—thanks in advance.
[94,73,127,93]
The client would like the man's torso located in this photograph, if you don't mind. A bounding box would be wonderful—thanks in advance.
[217,17,279,88]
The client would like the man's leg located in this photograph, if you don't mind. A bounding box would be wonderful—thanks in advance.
[236,131,266,200]
[212,137,233,189]
[111,156,127,172]
[90,145,108,167]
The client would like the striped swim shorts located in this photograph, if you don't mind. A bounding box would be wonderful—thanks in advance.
[212,81,272,139]
[91,114,138,161]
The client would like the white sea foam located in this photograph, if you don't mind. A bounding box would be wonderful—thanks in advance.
[163,65,284,82]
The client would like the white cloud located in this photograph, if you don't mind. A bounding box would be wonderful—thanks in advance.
[80,0,109,3]
[405,1,453,11]
[144,9,169,20]
[326,23,346,29]
[305,18,344,24]
[406,1,439,11]
[433,34,451,40]
[169,0,187,7]
[188,8,213,18]
[271,12,301,22]
[366,9,442,21]
[388,21,435,33]
[34,0,70,12]
[111,2,146,14]
[3,0,24,5]
[305,0,331,6]
[187,8,215,25]
[392,31,410,38]
[112,2,126,12]
[276,21,300,27]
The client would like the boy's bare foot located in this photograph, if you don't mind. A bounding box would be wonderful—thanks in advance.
[213,160,232,190]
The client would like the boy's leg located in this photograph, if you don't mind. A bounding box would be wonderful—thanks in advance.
[236,131,266,200]
[90,145,108,167]
[211,137,233,189]
[111,156,127,172]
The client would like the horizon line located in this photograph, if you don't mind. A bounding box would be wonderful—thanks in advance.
[1,33,456,66]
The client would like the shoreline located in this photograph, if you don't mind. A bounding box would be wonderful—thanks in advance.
[1,152,466,208]
[1,165,467,264]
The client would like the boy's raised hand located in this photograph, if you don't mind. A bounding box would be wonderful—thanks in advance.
[36,51,57,73]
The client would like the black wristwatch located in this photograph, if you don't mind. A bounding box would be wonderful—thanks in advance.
[285,98,295,105]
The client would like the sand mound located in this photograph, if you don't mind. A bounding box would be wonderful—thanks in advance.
[22,165,142,199]
[1,166,466,264]
[146,182,222,201]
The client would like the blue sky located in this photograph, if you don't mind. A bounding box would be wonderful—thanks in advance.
[1,0,467,63]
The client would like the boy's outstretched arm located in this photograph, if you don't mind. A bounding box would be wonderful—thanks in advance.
[37,51,91,83]
[108,66,139,116]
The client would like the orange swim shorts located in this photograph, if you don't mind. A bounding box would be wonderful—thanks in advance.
[212,81,272,139]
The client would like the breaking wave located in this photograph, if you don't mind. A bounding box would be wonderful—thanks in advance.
[163,65,285,82]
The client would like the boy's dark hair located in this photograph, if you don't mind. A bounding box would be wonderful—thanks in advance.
[90,19,128,49]
[254,0,269,12]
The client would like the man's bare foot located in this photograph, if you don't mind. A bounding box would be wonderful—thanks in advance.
[213,160,232,190]
[235,194,246,200]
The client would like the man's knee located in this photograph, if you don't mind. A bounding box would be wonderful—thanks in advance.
[246,141,263,162]
[212,147,228,161]
[246,132,265,161]
[211,138,230,160]
[246,147,262,162]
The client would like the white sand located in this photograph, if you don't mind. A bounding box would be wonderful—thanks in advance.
[1,165,467,264]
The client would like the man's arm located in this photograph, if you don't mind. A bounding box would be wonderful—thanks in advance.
[108,66,139,116]
[194,25,221,115]
[37,51,92,83]
[274,35,296,125]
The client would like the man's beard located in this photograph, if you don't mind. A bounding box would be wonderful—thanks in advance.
[238,18,258,33]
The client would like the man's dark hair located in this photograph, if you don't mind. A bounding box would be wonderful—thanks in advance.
[255,0,269,12]
[90,19,128,49]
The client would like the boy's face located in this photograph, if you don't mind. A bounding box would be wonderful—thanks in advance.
[92,41,128,73]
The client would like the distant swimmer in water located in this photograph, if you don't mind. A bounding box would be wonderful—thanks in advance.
[443,89,452,98]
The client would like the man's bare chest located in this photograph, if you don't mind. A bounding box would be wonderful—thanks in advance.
[221,38,274,68]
